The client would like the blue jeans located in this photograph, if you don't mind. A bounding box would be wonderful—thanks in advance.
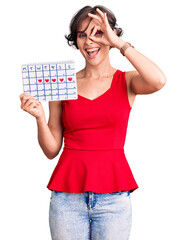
[49,190,132,240]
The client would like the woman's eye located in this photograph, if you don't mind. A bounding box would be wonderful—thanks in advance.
[95,30,103,35]
[78,33,86,38]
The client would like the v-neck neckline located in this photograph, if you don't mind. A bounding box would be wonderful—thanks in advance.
[77,70,119,102]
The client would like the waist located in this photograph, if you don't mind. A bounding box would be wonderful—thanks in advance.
[63,132,125,150]
[63,147,124,151]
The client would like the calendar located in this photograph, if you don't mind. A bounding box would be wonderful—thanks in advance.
[21,60,78,101]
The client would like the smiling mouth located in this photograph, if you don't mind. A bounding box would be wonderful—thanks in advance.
[85,48,100,58]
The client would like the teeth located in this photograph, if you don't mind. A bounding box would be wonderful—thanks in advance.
[86,48,100,52]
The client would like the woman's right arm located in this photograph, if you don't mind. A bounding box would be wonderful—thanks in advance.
[19,93,63,159]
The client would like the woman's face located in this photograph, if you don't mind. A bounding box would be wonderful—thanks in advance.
[76,16,110,66]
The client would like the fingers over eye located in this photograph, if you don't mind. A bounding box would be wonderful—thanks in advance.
[91,26,102,37]
[88,13,102,24]
[95,8,108,24]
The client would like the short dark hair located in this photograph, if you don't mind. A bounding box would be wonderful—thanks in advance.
[65,5,123,50]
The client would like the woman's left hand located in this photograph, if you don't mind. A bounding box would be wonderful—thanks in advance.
[88,8,120,47]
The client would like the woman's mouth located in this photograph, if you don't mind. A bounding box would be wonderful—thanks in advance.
[85,48,100,58]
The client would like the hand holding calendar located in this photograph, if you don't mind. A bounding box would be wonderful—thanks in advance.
[19,92,45,120]
[20,60,78,120]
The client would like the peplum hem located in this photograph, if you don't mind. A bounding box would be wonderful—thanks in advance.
[47,148,138,194]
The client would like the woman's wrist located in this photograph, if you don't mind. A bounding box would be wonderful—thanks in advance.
[36,115,47,125]
[114,38,126,50]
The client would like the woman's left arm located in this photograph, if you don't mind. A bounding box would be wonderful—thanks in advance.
[88,8,167,95]
[114,39,167,94]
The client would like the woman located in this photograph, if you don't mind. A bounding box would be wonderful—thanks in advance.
[19,5,166,240]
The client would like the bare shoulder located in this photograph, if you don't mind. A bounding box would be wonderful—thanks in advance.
[76,69,84,79]
[76,70,85,91]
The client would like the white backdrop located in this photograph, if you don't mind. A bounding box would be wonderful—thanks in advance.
[1,0,186,239]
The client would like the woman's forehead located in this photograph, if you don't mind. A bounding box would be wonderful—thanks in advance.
[77,17,92,32]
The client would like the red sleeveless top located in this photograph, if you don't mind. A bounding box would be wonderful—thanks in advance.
[47,70,138,193]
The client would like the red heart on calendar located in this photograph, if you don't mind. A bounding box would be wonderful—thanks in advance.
[68,77,72,81]
[45,79,49,83]
[52,79,56,82]
[38,79,42,83]
[59,78,64,82]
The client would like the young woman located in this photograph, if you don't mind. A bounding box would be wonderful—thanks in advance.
[19,5,166,240]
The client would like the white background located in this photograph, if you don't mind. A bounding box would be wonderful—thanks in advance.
[0,0,186,239]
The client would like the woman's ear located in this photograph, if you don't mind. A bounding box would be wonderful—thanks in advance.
[113,29,117,35]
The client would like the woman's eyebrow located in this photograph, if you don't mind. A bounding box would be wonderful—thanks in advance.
[77,27,95,35]
[77,30,85,34]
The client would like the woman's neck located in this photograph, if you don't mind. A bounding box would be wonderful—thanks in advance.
[82,58,116,79]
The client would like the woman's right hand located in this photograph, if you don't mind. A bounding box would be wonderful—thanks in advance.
[19,93,45,120]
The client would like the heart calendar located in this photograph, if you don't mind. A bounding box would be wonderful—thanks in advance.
[21,60,78,101]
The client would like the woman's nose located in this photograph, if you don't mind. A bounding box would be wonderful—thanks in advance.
[85,35,94,45]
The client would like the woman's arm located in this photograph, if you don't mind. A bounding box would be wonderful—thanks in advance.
[114,39,167,95]
[37,101,63,159]
[20,93,63,159]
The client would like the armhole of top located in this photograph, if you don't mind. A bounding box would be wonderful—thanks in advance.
[123,71,132,109]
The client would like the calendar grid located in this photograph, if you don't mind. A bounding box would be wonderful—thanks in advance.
[56,63,59,99]
[27,66,31,94]
[22,60,77,102]
[35,65,39,100]
[41,64,46,101]
[49,64,52,101]
[65,64,68,98]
